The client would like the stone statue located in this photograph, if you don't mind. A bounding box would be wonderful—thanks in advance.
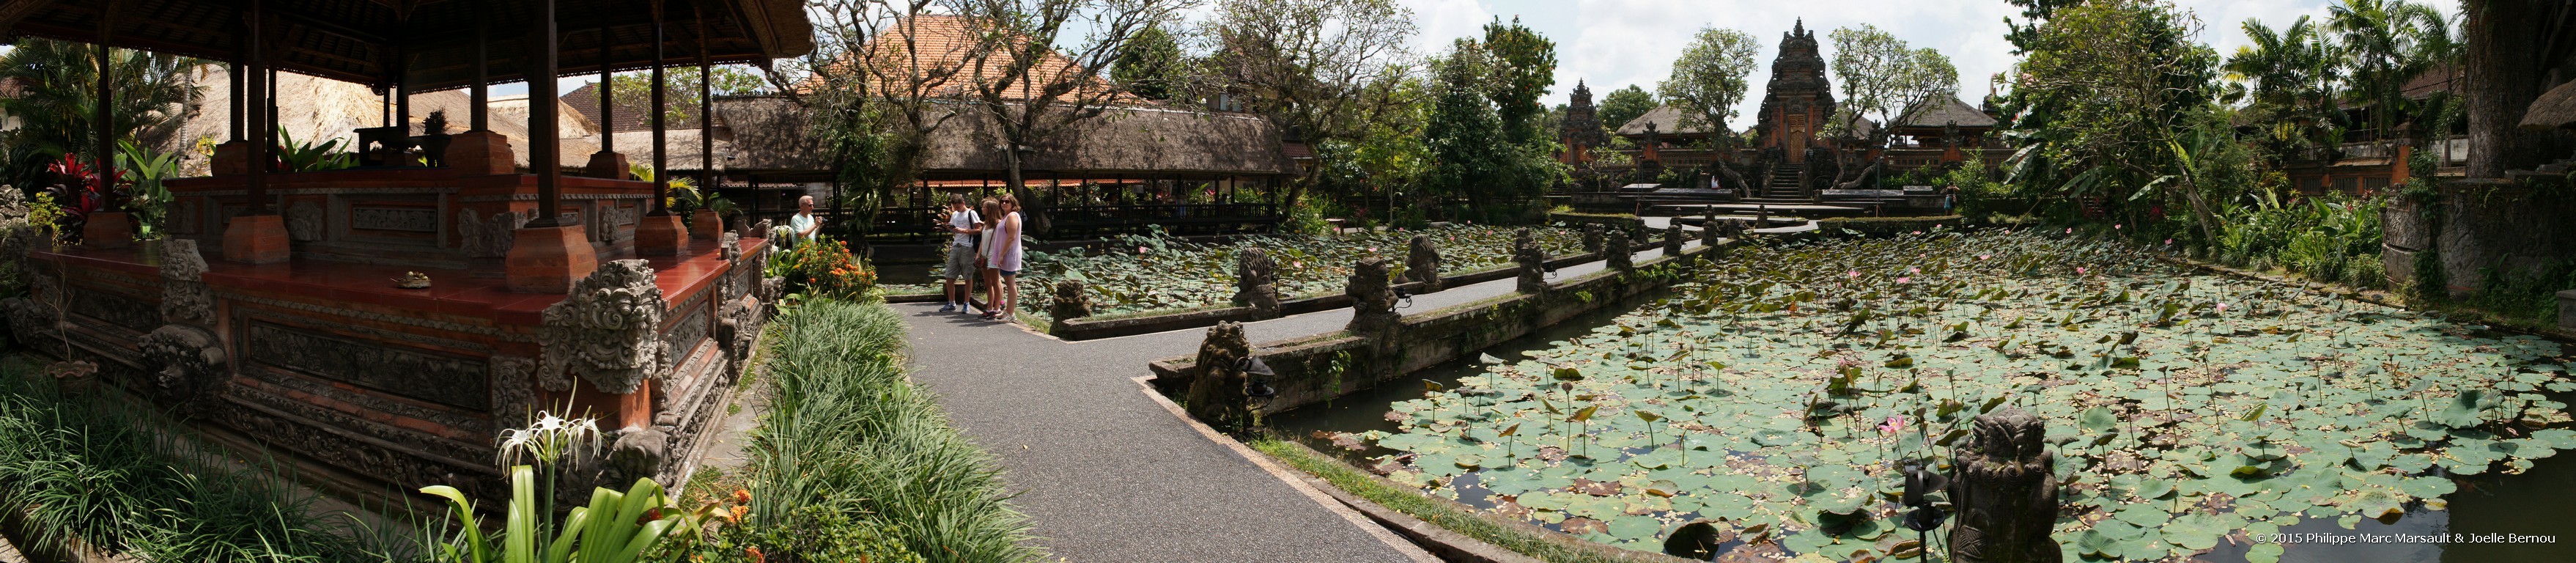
[538,260,669,395]
[1233,248,1280,317]
[1182,322,1254,430]
[1606,228,1634,271]
[1514,229,1548,295]
[158,238,214,327]
[140,324,227,417]
[1664,223,1685,256]
[1052,279,1093,320]
[1702,209,1721,246]
[1346,257,1400,335]
[1949,406,2063,563]
[1404,234,1443,292]
[1581,224,1605,254]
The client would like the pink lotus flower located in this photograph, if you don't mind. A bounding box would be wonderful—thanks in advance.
[2114,224,2123,229]
[2215,303,2229,312]
[1977,254,1991,260]
[1878,416,1905,434]
[1911,230,1923,235]
[1896,276,1912,284]
[1139,246,1149,254]
[2165,238,2174,245]
[1848,271,1860,279]
[2075,267,2089,274]
[2065,227,2074,234]
[1908,267,1920,274]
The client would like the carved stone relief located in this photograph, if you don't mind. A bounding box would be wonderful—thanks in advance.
[490,356,539,430]
[140,323,228,417]
[537,260,668,395]
[158,238,215,327]
[457,209,528,258]
[286,201,325,241]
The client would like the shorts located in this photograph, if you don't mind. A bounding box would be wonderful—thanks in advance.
[945,244,978,279]
[997,269,1018,277]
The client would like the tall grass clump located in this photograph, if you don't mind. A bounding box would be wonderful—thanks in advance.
[0,359,377,562]
[742,301,1036,562]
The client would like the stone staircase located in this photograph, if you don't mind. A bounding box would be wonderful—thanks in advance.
[1752,164,1809,202]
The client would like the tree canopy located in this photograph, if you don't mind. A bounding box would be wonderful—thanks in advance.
[1658,27,1760,135]
[1828,24,1960,132]
[1598,84,1657,133]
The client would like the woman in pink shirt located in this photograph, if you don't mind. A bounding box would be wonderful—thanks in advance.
[983,195,1025,321]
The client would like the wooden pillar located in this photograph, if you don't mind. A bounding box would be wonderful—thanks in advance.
[446,0,515,175]
[92,7,111,198]
[635,0,684,254]
[224,0,289,263]
[507,0,599,292]
[471,7,489,132]
[227,59,242,141]
[583,7,626,179]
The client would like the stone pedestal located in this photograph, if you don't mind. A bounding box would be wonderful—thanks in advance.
[211,140,254,175]
[221,213,290,264]
[690,209,723,241]
[446,130,517,175]
[584,151,631,180]
[634,213,687,255]
[2557,289,2576,331]
[505,224,599,293]
[81,211,131,249]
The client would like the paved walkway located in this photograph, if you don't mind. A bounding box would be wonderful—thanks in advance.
[896,229,1706,562]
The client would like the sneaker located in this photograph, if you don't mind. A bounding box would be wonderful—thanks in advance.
[937,303,957,313]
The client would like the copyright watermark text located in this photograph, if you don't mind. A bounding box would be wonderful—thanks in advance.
[2250,532,2557,545]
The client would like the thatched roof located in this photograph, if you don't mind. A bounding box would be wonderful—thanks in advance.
[1616,105,1727,136]
[2,0,811,92]
[1896,95,1998,130]
[163,66,602,175]
[564,81,726,133]
[712,96,1294,176]
[2522,79,2576,130]
[809,15,1134,104]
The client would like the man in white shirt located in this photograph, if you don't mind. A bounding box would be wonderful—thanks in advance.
[940,194,982,314]
[786,195,822,248]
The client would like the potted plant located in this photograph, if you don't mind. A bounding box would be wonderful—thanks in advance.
[417,110,454,167]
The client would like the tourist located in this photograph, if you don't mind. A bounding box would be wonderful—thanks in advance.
[978,198,1006,319]
[786,195,822,247]
[984,195,1025,321]
[940,194,983,314]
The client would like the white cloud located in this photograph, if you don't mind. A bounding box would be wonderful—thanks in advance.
[1359,0,2458,131]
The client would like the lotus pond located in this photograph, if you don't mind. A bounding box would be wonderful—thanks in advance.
[1293,229,2576,562]
[1008,225,1586,319]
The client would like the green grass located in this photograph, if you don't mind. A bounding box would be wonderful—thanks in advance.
[1250,437,1669,563]
[739,300,1038,562]
[0,357,392,562]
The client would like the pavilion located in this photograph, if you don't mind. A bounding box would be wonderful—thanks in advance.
[0,0,811,504]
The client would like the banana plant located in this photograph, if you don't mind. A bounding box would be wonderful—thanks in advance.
[114,140,180,236]
[419,466,692,563]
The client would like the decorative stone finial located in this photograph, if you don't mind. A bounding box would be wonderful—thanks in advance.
[1581,224,1605,254]
[1514,229,1548,295]
[1404,234,1443,292]
[1664,223,1685,256]
[1052,279,1093,320]
[537,260,669,395]
[1606,227,1634,271]
[1949,405,2063,563]
[1233,247,1280,317]
[1182,322,1255,430]
[1346,257,1399,335]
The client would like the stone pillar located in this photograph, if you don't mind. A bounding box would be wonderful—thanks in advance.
[1948,406,2063,563]
[1664,223,1684,256]
[1182,321,1254,430]
[1515,229,1549,294]
[1052,279,1093,321]
[1346,257,1400,335]
[223,213,291,264]
[506,223,599,293]
[635,213,687,255]
[537,260,669,433]
[1581,224,1605,254]
[1606,228,1633,271]
[141,238,226,418]
[1404,233,1443,292]
[1702,209,1721,246]
[586,151,631,180]
[1233,247,1280,317]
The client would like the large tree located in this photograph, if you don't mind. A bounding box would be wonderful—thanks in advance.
[1598,84,1656,132]
[1422,42,1510,213]
[605,65,770,125]
[1197,0,1420,209]
[1111,23,1188,100]
[1828,24,1958,136]
[2005,0,2223,240]
[1658,27,1760,136]
[1480,17,1557,142]
[955,0,1189,235]
[783,0,989,232]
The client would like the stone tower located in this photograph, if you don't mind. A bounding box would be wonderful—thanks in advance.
[1560,80,1608,166]
[1754,19,1837,163]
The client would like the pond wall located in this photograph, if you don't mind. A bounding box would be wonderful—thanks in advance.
[2385,179,2576,300]
[1148,241,1733,414]
[1051,251,1606,341]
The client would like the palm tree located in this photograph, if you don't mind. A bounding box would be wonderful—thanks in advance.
[2326,0,2459,147]
[0,38,211,191]
[2226,15,2342,158]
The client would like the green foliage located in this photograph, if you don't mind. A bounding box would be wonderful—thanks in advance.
[275,127,358,172]
[419,467,692,563]
[747,301,1036,562]
[1998,0,2220,222]
[1658,27,1760,135]
[0,359,374,560]
[1827,24,1959,134]
[1011,226,1583,319]
[769,235,879,303]
[603,65,770,125]
[0,38,212,191]
[2210,191,2387,288]
[1112,24,1188,100]
[1361,230,2574,557]
[1596,85,1656,133]
[1480,17,1557,142]
[1424,43,1558,214]
[114,140,180,238]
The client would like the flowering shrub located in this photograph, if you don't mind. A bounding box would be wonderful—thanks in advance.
[768,235,878,303]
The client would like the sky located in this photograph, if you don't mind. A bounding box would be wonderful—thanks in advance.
[1392,0,2459,131]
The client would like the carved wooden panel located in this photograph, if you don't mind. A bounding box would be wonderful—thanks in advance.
[244,320,490,411]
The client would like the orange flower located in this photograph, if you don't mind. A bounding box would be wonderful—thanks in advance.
[745,546,765,563]
[733,489,752,504]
